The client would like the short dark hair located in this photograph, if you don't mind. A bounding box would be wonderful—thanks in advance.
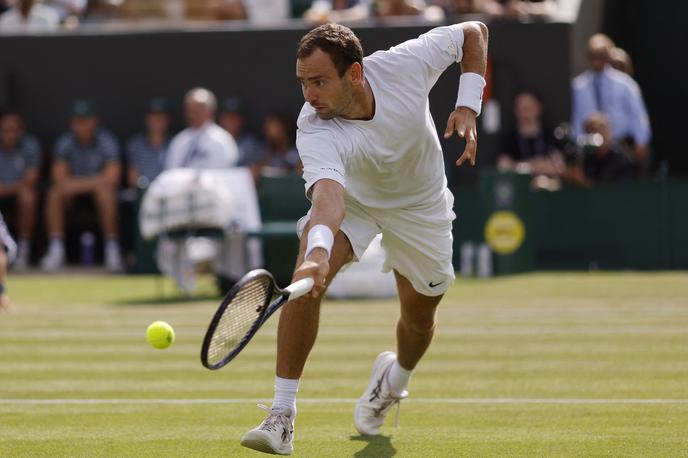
[296,23,364,77]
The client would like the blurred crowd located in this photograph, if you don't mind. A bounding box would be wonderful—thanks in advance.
[497,33,651,191]
[0,87,301,273]
[0,0,654,274]
[0,0,559,31]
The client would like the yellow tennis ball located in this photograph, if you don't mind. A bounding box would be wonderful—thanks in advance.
[146,321,175,349]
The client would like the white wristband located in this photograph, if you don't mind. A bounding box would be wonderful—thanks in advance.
[305,224,334,259]
[455,72,486,116]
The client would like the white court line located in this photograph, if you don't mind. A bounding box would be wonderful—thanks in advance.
[1,398,687,405]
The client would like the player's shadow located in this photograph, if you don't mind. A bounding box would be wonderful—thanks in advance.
[350,434,396,457]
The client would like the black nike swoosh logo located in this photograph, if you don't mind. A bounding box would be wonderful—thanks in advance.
[428,281,444,288]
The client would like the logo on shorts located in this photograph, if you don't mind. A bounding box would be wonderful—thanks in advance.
[428,281,444,288]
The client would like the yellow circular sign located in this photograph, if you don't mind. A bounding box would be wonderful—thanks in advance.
[484,211,525,255]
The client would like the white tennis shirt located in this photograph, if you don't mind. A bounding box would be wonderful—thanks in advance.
[297,25,464,209]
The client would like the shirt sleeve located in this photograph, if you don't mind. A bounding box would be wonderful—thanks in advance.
[100,131,121,163]
[624,81,651,146]
[23,136,42,169]
[53,134,71,161]
[296,127,346,198]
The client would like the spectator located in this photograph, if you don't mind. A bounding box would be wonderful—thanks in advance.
[0,210,16,312]
[497,90,564,189]
[571,34,651,176]
[43,0,86,23]
[39,100,123,272]
[209,0,246,20]
[303,0,370,24]
[569,113,633,186]
[0,0,60,32]
[374,0,445,21]
[125,97,171,189]
[218,97,265,167]
[610,46,634,76]
[166,87,238,170]
[480,0,557,19]
[0,111,41,269]
[258,111,300,177]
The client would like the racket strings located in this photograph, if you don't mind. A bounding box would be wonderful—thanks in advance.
[206,276,273,366]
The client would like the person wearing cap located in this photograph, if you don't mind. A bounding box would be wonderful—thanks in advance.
[218,96,265,169]
[40,99,123,272]
[125,97,171,189]
[165,88,238,170]
[0,110,41,270]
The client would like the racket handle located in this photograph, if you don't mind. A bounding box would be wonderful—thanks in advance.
[284,277,315,300]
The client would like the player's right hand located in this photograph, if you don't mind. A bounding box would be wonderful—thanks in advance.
[294,248,330,299]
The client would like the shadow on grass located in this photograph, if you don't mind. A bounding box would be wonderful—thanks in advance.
[350,435,396,457]
[110,294,220,306]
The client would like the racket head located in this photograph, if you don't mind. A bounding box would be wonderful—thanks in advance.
[201,269,277,370]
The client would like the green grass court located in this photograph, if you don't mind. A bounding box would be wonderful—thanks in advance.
[1,272,687,457]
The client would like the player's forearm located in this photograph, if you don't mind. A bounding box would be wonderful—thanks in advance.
[460,22,488,77]
[309,179,345,236]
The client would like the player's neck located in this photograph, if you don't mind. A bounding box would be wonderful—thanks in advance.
[342,78,375,121]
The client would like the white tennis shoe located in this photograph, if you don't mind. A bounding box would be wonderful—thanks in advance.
[354,351,408,436]
[241,404,294,455]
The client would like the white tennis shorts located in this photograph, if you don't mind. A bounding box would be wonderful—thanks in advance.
[297,188,456,297]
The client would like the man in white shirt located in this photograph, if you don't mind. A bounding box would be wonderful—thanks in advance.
[0,0,59,33]
[165,88,238,170]
[241,22,488,455]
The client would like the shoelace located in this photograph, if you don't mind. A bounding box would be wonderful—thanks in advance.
[373,393,407,429]
[256,404,292,436]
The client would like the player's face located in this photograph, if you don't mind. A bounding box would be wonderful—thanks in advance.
[297,48,354,120]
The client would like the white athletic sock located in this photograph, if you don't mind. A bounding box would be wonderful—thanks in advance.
[105,239,120,251]
[388,360,413,394]
[49,238,64,254]
[272,376,299,418]
[18,239,30,255]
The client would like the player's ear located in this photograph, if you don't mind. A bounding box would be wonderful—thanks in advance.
[349,62,363,85]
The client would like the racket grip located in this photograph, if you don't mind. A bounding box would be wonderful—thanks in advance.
[285,277,315,300]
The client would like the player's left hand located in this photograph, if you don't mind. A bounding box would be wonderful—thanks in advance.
[444,106,478,166]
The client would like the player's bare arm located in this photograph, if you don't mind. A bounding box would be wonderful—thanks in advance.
[293,178,345,298]
[443,21,489,167]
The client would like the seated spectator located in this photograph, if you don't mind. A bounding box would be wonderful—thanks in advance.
[609,46,634,76]
[40,100,123,272]
[303,0,370,24]
[571,34,651,176]
[480,0,557,19]
[497,90,564,190]
[125,97,171,189]
[257,111,300,177]
[0,210,16,312]
[0,111,41,269]
[166,88,238,170]
[374,0,445,21]
[569,113,633,186]
[209,0,247,20]
[0,0,60,32]
[218,97,265,168]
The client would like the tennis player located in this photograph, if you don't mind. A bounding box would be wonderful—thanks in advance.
[241,21,488,455]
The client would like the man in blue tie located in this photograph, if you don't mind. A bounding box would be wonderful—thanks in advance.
[571,34,651,176]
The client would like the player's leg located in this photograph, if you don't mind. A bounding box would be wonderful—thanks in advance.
[241,226,354,456]
[41,184,71,271]
[394,270,442,373]
[355,190,455,436]
[0,247,9,312]
[15,185,37,268]
[242,202,378,455]
[92,184,122,272]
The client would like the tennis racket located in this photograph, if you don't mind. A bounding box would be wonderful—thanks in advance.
[201,269,314,370]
